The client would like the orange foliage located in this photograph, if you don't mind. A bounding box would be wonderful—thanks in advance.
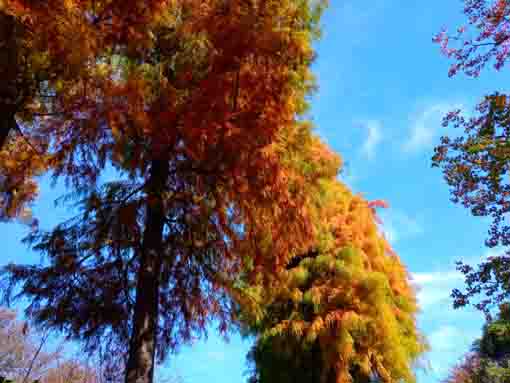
[1,1,335,382]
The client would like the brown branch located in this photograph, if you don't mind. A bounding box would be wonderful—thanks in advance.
[14,122,44,156]
[21,330,50,383]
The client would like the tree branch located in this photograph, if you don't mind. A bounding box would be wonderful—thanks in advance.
[14,122,44,156]
[21,330,50,383]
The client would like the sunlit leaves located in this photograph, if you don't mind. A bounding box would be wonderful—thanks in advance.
[240,178,426,383]
[1,1,343,380]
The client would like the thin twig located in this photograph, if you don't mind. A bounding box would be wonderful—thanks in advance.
[22,330,50,383]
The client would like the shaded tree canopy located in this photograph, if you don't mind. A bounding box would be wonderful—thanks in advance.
[443,304,510,383]
[1,1,341,382]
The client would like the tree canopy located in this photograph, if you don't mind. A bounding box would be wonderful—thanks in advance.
[433,0,510,315]
[443,304,510,383]
[0,2,432,383]
[0,1,349,382]
[236,177,426,383]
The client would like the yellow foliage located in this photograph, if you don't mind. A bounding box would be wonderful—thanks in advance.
[245,172,428,383]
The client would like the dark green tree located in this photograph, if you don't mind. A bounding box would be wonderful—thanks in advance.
[444,304,510,383]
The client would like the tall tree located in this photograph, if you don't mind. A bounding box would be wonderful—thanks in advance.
[236,175,426,383]
[433,0,510,315]
[2,1,334,383]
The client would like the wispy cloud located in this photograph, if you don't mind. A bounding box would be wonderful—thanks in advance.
[425,324,477,377]
[429,325,463,352]
[411,271,463,307]
[412,271,463,285]
[378,209,424,244]
[359,120,383,159]
[411,247,505,308]
[411,264,484,380]
[402,102,462,153]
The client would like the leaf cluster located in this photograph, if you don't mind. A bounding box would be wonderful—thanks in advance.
[237,179,427,383]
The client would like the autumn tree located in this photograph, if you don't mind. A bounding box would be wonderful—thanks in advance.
[0,307,61,382]
[40,359,100,383]
[235,175,427,383]
[0,0,170,222]
[0,0,96,222]
[0,307,129,383]
[1,1,334,383]
[443,353,482,383]
[433,0,510,314]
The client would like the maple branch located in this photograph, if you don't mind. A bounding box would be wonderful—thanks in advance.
[120,184,146,205]
[447,33,510,48]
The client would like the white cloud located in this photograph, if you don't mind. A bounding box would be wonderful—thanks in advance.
[402,102,463,153]
[411,271,463,307]
[429,326,463,352]
[359,120,383,159]
[412,270,479,378]
[378,209,424,244]
[409,248,499,381]
[411,247,506,308]
[425,325,477,376]
[412,271,463,285]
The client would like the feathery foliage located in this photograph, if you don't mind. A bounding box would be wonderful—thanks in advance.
[1,1,337,382]
[237,176,427,383]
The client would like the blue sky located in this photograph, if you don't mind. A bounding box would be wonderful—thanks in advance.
[3,1,510,382]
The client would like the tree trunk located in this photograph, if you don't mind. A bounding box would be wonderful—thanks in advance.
[0,109,16,149]
[125,159,169,383]
[350,367,372,383]
[0,11,20,149]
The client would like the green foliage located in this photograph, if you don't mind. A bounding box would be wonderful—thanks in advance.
[237,179,427,383]
[444,304,510,383]
[476,304,510,361]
